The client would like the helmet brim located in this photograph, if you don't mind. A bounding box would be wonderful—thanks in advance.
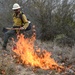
[12,7,21,10]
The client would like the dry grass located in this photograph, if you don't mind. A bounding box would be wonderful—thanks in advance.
[0,50,17,75]
[0,40,75,75]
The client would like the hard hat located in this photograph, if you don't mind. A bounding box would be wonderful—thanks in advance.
[12,3,21,10]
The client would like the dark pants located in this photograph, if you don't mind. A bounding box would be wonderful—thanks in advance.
[3,29,26,48]
[3,24,31,48]
[3,30,16,48]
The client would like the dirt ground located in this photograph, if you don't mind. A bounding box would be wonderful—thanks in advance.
[0,38,75,75]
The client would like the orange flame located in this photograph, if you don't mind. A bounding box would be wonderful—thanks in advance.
[12,34,64,72]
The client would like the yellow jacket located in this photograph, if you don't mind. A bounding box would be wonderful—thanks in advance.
[13,11,29,29]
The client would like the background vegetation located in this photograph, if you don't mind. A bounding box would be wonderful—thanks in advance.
[0,0,75,46]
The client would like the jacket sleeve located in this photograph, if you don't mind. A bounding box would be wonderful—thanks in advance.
[22,14,29,29]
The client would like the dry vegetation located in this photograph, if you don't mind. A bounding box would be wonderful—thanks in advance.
[0,38,75,75]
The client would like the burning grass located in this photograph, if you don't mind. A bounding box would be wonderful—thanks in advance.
[12,34,64,72]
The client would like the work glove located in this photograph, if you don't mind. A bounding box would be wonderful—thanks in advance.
[20,27,25,30]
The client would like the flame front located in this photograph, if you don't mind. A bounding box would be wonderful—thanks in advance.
[13,34,64,71]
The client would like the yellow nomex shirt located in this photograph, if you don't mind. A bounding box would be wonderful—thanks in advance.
[13,12,29,29]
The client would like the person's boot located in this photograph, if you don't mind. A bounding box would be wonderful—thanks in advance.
[2,46,7,50]
[1,46,9,55]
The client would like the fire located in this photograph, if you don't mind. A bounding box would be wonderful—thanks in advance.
[12,34,64,72]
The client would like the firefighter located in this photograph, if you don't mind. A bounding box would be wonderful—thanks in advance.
[2,3,29,50]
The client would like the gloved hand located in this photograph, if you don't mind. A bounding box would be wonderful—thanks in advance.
[20,27,25,30]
